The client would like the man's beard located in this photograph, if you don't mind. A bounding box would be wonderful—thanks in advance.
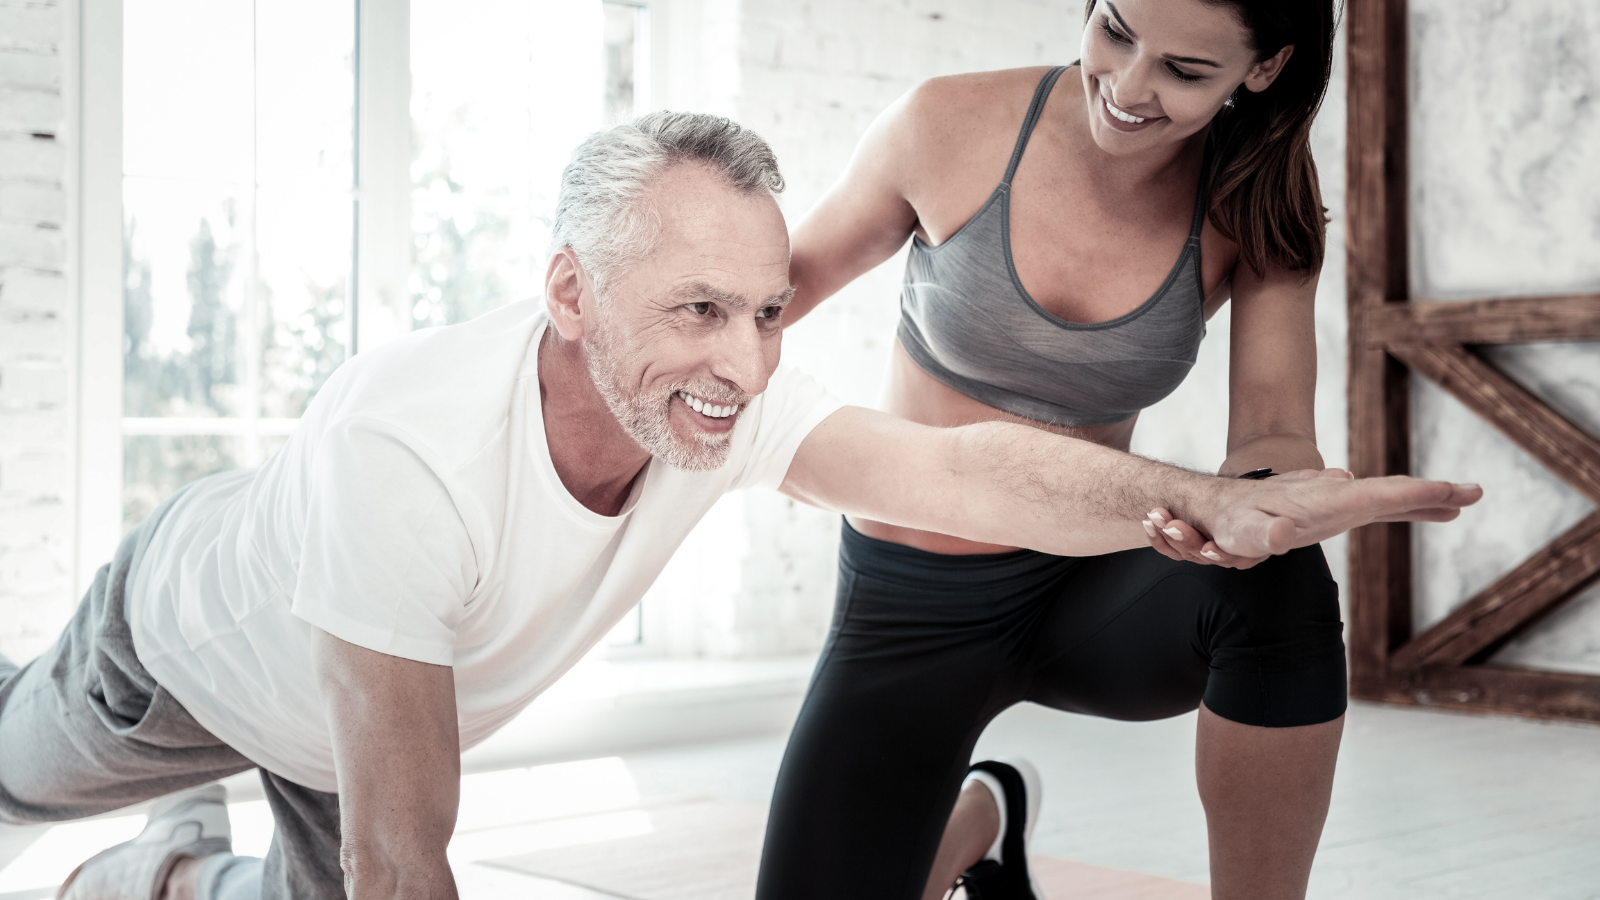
[583,314,743,472]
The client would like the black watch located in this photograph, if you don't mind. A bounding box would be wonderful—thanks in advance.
[1238,468,1277,480]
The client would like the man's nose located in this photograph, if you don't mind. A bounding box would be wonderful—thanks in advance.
[710,319,773,396]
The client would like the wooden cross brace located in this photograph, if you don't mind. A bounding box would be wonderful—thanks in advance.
[1344,0,1600,723]
[1350,306,1600,722]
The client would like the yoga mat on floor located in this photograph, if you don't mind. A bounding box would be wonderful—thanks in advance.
[486,799,765,900]
[1025,857,1210,900]
[486,798,1208,900]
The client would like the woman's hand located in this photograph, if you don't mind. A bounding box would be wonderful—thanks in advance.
[1141,468,1354,569]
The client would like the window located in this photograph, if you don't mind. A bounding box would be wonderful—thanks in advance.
[119,0,356,530]
[114,0,652,523]
[104,0,654,644]
[408,0,649,329]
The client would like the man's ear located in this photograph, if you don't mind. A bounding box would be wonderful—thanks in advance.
[544,247,587,341]
[1243,44,1294,93]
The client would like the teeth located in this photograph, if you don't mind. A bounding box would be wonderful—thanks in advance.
[1105,97,1146,124]
[677,391,737,419]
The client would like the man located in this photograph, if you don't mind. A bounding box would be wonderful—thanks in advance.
[0,112,1476,900]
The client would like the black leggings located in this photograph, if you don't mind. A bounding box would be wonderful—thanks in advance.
[754,521,1346,900]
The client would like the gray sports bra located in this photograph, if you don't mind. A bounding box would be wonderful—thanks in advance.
[897,65,1214,427]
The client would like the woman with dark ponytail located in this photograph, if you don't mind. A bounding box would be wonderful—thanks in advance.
[1203,0,1335,276]
[758,2,1344,898]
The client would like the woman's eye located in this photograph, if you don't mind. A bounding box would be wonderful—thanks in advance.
[1168,64,1202,84]
[1099,18,1130,45]
[687,301,711,315]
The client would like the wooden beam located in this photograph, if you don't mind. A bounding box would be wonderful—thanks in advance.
[1365,294,1600,347]
[1345,0,1411,693]
[1342,0,1600,727]
[1391,512,1600,670]
[1345,0,1408,309]
[1361,665,1600,724]
[1347,351,1413,692]
[1390,342,1600,503]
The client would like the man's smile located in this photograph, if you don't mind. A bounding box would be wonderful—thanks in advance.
[672,390,743,435]
[676,389,740,418]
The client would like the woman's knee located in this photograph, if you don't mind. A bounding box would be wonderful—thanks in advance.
[1201,546,1347,728]
[1027,546,1344,726]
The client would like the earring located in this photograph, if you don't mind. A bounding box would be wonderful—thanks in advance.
[1223,88,1239,109]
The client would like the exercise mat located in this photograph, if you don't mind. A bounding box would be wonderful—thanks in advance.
[485,798,1208,900]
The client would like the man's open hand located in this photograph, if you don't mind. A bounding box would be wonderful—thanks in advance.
[1143,469,1482,569]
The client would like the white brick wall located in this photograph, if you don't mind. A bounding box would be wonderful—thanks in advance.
[716,0,1082,656]
[0,0,74,663]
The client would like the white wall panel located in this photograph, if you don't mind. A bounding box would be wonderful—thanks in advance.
[0,0,76,663]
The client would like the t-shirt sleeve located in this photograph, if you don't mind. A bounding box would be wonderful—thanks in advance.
[290,417,477,667]
[732,364,846,492]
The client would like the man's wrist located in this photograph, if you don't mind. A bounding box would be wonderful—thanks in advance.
[1160,467,1228,532]
[340,840,457,900]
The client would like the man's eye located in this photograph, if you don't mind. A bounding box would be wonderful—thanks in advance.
[687,301,711,315]
[755,306,782,320]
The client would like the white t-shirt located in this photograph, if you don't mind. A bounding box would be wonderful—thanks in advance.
[128,302,842,792]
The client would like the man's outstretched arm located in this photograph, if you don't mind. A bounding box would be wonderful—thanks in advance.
[780,406,1480,558]
[313,629,461,900]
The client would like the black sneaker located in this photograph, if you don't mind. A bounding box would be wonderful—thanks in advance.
[953,758,1042,900]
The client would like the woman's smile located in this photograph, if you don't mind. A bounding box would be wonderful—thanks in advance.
[1100,92,1164,131]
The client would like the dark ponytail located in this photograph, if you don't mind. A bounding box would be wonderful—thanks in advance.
[1083,0,1338,275]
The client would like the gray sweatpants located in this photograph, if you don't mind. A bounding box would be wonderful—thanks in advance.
[0,489,345,900]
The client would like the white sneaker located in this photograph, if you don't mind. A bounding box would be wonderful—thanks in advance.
[57,784,233,900]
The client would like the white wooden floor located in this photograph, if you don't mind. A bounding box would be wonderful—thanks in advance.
[975,701,1600,899]
[604,699,1600,900]
[3,700,1597,899]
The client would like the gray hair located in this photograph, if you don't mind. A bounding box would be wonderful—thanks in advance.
[550,111,786,295]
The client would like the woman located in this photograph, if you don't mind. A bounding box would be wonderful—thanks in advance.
[755,1,1342,898]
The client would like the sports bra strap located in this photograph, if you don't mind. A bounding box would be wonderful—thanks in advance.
[1187,127,1218,239]
[1000,65,1071,186]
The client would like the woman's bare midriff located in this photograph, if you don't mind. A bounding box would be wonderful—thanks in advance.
[849,339,1139,556]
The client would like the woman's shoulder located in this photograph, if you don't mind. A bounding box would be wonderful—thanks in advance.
[887,66,1075,183]
[901,66,1069,133]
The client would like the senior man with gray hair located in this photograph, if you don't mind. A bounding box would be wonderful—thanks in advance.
[0,112,1477,900]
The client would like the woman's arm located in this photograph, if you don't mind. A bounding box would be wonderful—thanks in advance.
[783,90,923,324]
[1220,260,1324,475]
[1148,259,1328,565]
